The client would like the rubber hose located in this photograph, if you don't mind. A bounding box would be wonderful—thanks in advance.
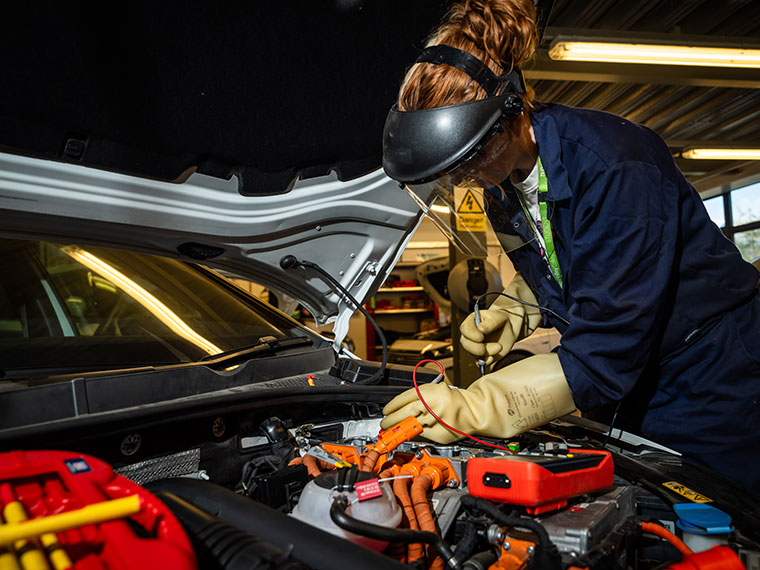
[453,521,478,562]
[295,258,387,385]
[460,495,551,546]
[430,549,446,570]
[462,550,499,570]
[146,478,409,570]
[384,539,408,564]
[156,491,305,570]
[459,495,561,570]
[329,496,460,570]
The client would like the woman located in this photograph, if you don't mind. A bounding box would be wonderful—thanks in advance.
[380,0,760,492]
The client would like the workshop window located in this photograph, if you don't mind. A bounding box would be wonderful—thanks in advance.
[705,182,760,262]
[735,229,760,262]
[703,196,725,228]
[731,182,760,226]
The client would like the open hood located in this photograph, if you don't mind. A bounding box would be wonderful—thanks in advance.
[0,3,454,346]
[1,3,447,195]
[0,151,424,345]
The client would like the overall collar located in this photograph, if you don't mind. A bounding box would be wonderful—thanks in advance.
[529,106,573,201]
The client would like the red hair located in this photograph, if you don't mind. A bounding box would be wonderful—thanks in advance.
[399,0,538,112]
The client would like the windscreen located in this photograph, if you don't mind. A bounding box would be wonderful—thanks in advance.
[0,239,299,376]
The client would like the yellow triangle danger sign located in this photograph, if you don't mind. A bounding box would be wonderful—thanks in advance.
[456,189,484,214]
[662,481,713,503]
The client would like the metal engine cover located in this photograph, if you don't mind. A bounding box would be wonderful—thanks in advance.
[538,485,635,555]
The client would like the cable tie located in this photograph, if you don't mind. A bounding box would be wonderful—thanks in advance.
[378,475,415,483]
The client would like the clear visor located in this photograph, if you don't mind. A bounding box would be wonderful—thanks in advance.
[404,112,540,257]
[405,177,493,258]
[404,124,525,258]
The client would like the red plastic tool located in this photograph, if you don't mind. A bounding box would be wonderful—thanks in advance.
[0,450,197,569]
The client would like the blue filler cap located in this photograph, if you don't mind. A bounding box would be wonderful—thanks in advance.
[674,503,733,535]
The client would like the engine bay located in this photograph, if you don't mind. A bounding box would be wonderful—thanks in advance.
[1,398,758,570]
[220,415,755,570]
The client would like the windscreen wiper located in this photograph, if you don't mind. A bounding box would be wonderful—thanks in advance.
[198,336,313,368]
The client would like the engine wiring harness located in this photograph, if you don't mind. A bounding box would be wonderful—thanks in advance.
[275,407,749,570]
[0,362,752,570]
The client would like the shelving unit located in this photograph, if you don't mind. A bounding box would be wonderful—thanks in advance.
[361,233,450,359]
[374,308,434,315]
[364,262,442,359]
[392,262,421,268]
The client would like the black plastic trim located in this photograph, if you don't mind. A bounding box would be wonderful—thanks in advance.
[147,479,410,570]
[0,347,336,431]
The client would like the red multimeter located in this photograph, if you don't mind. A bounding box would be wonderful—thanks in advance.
[467,449,614,514]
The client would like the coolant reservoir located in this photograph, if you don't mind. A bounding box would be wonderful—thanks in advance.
[291,470,402,551]
[674,503,733,552]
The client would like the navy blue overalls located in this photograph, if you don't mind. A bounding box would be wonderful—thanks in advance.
[485,103,760,492]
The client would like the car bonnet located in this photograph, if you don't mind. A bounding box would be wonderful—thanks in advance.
[0,3,449,347]
[0,152,424,347]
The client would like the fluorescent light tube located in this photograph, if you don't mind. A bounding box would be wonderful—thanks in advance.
[549,41,760,68]
[681,148,760,160]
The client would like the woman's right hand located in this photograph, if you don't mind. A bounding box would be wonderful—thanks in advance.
[459,272,542,365]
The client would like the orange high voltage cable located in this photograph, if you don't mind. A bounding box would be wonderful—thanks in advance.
[394,475,424,563]
[411,468,451,570]
[363,417,424,473]
[640,521,692,556]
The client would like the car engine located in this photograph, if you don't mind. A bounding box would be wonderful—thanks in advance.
[0,411,757,570]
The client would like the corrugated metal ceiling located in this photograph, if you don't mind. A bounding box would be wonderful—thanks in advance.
[526,0,760,196]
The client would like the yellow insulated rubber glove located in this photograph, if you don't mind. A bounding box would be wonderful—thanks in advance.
[381,354,576,444]
[459,273,543,366]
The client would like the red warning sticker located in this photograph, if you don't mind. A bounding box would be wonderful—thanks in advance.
[355,478,383,501]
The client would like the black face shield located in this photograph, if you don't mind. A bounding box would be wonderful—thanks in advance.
[382,45,526,184]
[381,45,527,256]
[383,93,523,183]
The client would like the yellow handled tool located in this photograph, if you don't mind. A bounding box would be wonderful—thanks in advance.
[39,533,72,570]
[0,545,20,570]
[0,495,142,549]
[3,500,51,570]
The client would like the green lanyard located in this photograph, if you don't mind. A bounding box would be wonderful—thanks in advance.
[537,157,563,288]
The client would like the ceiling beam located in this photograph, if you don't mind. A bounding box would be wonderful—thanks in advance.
[666,139,760,150]
[540,27,760,49]
[685,160,760,198]
[525,51,760,88]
